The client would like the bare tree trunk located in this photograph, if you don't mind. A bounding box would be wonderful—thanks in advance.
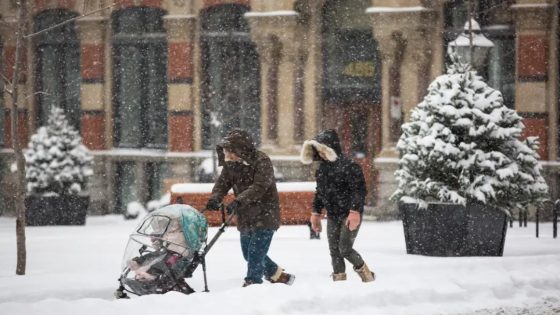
[11,0,28,276]
[2,0,117,275]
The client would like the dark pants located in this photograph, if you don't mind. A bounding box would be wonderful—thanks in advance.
[240,229,279,283]
[327,215,365,274]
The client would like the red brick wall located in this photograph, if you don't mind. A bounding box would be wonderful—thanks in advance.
[80,111,106,150]
[3,46,27,84]
[142,0,163,7]
[171,191,314,227]
[81,44,104,82]
[168,42,194,83]
[33,0,49,12]
[521,114,548,160]
[518,35,548,81]
[169,111,194,152]
[4,109,29,149]
[57,0,76,10]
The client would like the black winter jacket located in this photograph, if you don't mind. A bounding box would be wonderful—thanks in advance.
[310,130,367,218]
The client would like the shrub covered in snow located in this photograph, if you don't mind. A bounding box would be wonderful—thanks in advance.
[391,56,548,211]
[25,107,93,196]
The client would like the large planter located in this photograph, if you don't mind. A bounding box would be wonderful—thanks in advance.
[399,202,508,256]
[25,195,89,226]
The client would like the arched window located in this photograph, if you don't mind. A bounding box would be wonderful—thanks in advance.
[34,9,80,129]
[112,7,168,149]
[200,4,261,149]
[322,0,380,105]
[444,0,515,108]
[321,0,380,156]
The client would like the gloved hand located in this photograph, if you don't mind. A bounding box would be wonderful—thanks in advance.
[226,200,241,215]
[346,210,361,231]
[310,212,322,233]
[205,198,221,211]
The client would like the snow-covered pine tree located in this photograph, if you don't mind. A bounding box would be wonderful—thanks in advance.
[391,55,548,211]
[24,107,93,196]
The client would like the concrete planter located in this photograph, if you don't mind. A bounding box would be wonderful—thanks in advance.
[399,202,508,256]
[25,195,89,226]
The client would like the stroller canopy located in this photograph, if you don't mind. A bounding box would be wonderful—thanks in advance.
[136,204,208,255]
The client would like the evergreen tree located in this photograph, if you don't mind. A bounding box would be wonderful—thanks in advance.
[24,107,93,196]
[391,55,548,211]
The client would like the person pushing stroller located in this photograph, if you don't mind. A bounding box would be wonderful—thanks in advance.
[206,128,295,287]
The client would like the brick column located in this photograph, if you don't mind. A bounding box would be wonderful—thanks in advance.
[246,11,299,152]
[76,16,107,151]
[301,0,325,141]
[367,5,436,216]
[164,15,196,153]
[512,2,554,160]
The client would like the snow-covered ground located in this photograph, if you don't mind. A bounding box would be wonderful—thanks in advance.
[0,215,559,315]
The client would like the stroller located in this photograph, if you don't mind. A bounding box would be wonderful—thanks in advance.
[114,204,232,298]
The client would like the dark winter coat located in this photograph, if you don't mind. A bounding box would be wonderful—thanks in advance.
[210,129,281,232]
[301,129,367,219]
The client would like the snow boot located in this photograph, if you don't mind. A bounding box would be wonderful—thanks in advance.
[354,263,375,282]
[331,273,347,281]
[267,267,295,285]
[242,279,257,287]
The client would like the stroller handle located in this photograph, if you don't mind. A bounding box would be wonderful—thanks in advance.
[202,204,227,224]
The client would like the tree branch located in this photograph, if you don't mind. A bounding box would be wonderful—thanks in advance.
[0,71,13,89]
[24,2,117,39]
[0,72,14,95]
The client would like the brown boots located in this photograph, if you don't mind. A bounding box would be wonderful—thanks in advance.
[331,273,347,281]
[267,267,295,285]
[354,263,376,282]
[332,264,375,283]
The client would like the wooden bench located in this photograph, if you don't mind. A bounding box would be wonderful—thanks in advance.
[170,182,316,227]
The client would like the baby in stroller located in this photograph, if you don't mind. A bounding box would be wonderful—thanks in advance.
[127,242,179,281]
[118,204,208,296]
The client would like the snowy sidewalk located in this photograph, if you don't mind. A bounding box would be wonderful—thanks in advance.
[0,216,559,315]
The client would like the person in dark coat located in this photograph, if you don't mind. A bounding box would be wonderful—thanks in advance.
[301,129,375,282]
[206,128,295,287]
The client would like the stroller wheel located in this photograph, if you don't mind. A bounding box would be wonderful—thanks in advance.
[174,279,195,295]
[114,286,130,299]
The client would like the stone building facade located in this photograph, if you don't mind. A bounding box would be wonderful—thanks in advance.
[0,0,558,217]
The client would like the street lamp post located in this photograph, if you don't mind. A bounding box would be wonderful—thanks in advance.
[448,18,494,72]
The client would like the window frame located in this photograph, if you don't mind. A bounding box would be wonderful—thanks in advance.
[33,9,81,129]
[111,7,169,149]
[200,4,261,149]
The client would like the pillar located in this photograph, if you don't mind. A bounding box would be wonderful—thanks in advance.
[246,11,299,152]
[512,2,555,160]
[367,5,436,215]
[77,16,107,151]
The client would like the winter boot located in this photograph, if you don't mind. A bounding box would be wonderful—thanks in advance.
[267,267,295,285]
[354,263,375,282]
[331,273,347,281]
[242,279,258,287]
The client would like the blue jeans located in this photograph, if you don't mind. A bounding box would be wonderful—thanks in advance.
[240,229,279,283]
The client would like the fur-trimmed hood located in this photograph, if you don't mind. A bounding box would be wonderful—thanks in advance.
[216,129,257,166]
[300,129,342,164]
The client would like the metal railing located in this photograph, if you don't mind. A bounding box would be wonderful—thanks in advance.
[509,200,558,239]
